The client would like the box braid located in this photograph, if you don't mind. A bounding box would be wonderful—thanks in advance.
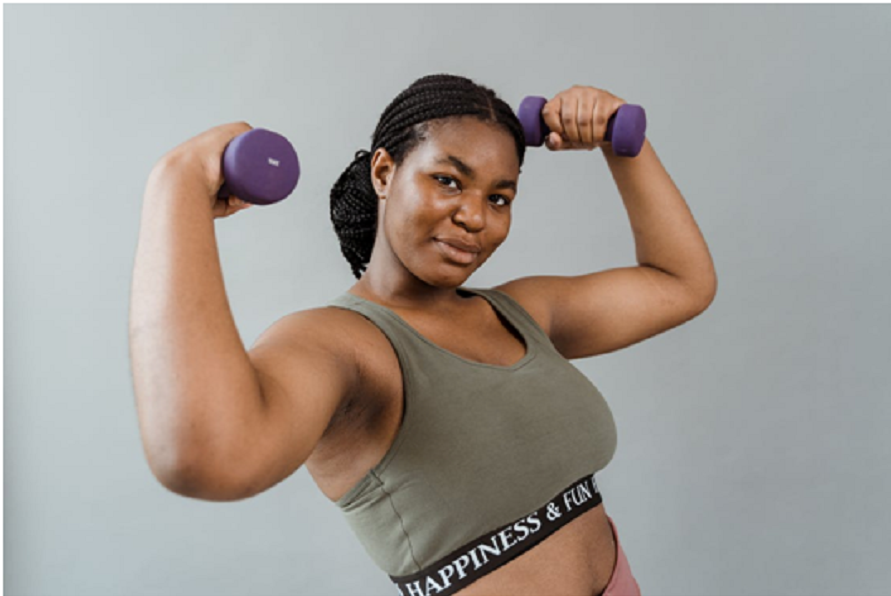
[330,74,526,279]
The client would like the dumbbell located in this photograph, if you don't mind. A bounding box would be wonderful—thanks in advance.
[216,128,300,206]
[517,96,647,157]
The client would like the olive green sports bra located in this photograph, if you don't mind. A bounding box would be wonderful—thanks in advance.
[327,287,617,596]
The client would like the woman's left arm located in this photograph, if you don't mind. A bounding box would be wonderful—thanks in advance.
[496,85,717,359]
[603,137,717,300]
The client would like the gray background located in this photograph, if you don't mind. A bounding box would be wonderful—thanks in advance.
[5,4,890,596]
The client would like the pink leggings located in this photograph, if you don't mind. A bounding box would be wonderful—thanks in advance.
[602,516,642,596]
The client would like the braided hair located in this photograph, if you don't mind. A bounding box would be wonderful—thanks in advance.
[330,74,526,279]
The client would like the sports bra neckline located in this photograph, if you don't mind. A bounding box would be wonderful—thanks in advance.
[341,287,537,371]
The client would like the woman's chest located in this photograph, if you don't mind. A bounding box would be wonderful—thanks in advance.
[398,303,530,367]
[309,310,620,595]
[305,308,528,501]
[308,305,615,504]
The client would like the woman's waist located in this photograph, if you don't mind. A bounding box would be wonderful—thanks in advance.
[452,502,616,596]
[389,473,612,596]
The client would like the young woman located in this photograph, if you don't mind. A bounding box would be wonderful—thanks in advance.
[131,74,716,596]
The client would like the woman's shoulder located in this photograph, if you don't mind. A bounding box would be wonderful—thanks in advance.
[253,301,400,418]
[487,279,554,338]
[268,300,404,381]
[258,302,384,360]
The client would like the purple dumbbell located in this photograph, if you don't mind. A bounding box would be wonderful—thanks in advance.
[517,96,647,157]
[217,128,300,206]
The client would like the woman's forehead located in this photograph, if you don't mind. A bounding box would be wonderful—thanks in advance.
[411,120,520,175]
[426,116,511,142]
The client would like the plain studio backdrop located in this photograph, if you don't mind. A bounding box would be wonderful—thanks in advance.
[4,4,890,596]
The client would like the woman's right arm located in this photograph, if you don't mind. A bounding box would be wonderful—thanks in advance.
[129,123,358,501]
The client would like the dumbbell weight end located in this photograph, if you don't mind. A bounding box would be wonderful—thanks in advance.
[216,128,301,206]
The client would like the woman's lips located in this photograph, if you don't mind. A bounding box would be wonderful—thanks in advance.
[436,240,477,264]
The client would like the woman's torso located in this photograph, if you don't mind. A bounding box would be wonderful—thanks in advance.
[303,288,618,596]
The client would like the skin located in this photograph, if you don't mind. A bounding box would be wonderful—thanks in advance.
[349,116,521,310]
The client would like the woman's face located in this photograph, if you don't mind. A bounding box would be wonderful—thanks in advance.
[370,117,521,289]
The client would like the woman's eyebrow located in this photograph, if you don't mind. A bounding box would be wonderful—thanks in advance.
[434,155,517,191]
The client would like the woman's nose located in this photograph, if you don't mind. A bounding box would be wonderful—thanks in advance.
[452,193,486,231]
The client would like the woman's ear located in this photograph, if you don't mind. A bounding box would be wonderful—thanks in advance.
[371,148,394,199]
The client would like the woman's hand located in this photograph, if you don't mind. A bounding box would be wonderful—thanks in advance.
[541,86,627,152]
[155,121,255,219]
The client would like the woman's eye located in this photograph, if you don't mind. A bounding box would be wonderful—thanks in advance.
[434,176,510,206]
[434,175,459,190]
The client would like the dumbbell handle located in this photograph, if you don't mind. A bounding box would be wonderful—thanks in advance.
[518,96,647,157]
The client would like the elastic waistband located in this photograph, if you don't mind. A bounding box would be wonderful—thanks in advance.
[390,472,603,596]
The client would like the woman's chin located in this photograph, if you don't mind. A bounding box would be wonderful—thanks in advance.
[418,262,476,288]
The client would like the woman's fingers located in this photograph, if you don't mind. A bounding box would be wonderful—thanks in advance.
[541,86,626,151]
[561,93,581,146]
[542,95,565,145]
[578,92,596,147]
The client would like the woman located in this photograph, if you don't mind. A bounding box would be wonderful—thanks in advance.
[131,74,716,596]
